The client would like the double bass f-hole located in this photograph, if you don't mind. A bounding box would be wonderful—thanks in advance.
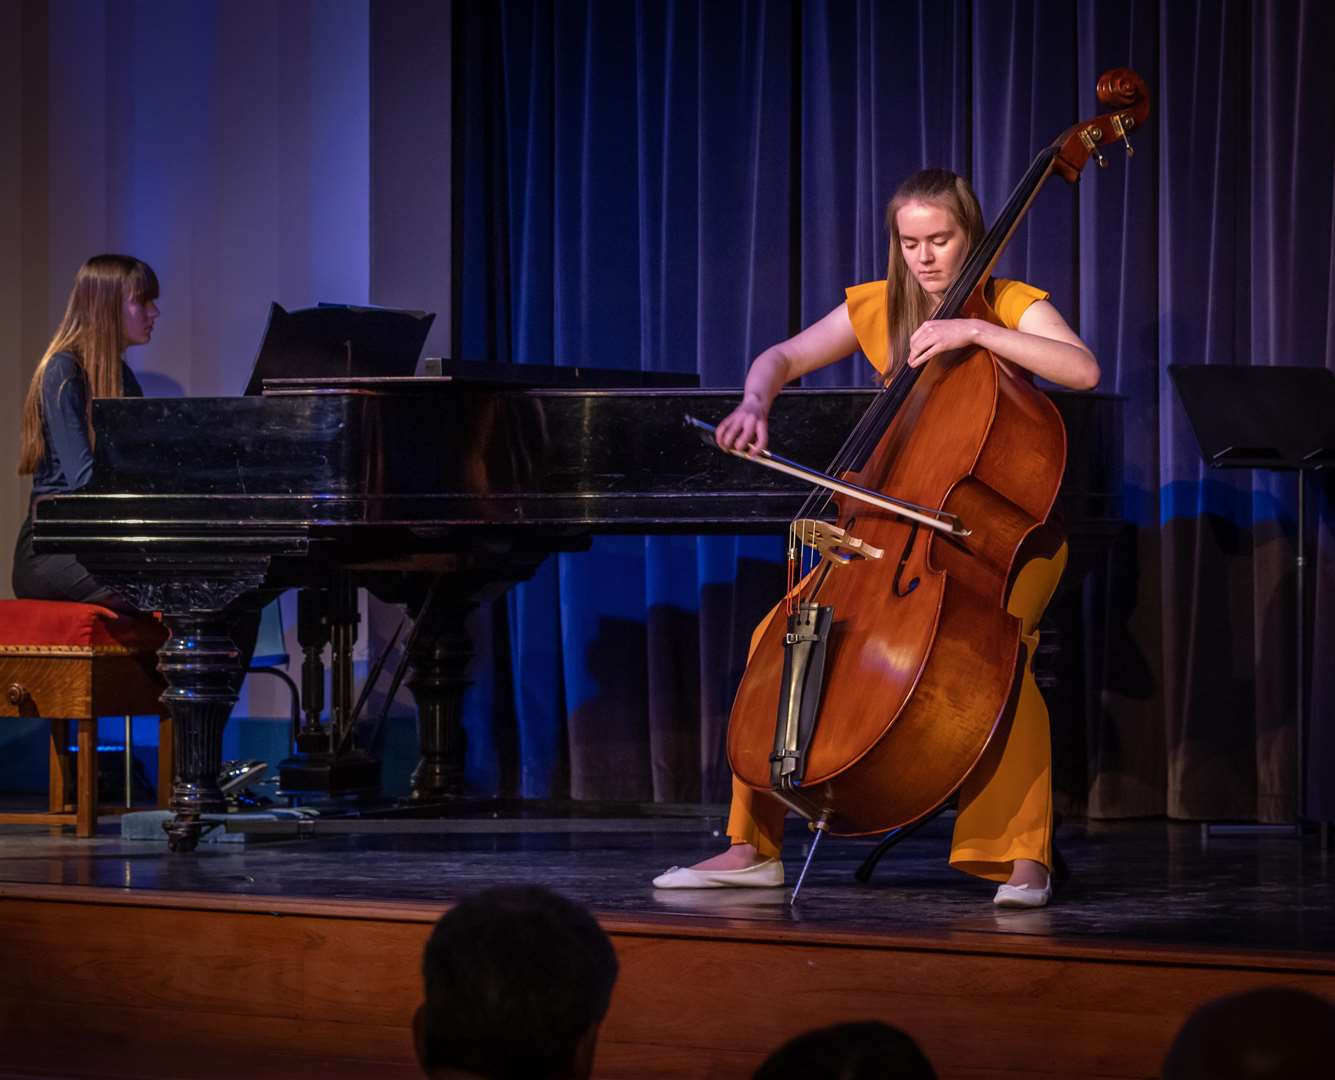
[892,523,921,598]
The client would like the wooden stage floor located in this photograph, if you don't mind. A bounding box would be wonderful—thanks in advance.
[1,812,1332,1079]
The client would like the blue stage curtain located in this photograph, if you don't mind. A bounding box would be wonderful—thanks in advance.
[453,0,1335,822]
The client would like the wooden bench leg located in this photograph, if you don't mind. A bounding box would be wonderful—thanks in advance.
[48,719,71,814]
[157,712,174,810]
[76,719,97,838]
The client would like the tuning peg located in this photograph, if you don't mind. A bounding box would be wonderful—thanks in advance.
[1080,125,1110,169]
[1111,114,1135,158]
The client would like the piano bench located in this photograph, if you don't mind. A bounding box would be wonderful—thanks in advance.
[0,600,171,838]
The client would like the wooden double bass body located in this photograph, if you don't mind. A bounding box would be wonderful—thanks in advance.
[726,69,1150,838]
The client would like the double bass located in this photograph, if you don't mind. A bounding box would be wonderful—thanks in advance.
[711,70,1149,883]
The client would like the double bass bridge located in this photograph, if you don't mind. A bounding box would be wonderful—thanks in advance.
[792,519,885,566]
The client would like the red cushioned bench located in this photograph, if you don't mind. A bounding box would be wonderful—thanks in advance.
[0,599,171,837]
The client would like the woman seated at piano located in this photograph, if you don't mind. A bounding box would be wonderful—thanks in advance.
[14,254,159,614]
[653,168,1100,909]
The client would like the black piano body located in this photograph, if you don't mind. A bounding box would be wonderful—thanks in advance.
[31,371,1122,849]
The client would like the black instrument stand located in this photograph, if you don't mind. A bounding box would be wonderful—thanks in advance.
[1169,364,1335,845]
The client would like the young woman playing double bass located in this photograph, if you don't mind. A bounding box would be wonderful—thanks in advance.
[655,168,1099,908]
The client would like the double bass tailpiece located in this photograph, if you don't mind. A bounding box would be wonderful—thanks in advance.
[771,600,834,794]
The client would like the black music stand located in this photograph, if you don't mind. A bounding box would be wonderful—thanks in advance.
[1169,364,1335,840]
[243,302,434,395]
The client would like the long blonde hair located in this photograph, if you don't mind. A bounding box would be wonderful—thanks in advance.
[883,169,985,378]
[18,254,159,475]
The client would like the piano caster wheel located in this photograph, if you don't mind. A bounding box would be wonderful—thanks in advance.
[165,817,202,853]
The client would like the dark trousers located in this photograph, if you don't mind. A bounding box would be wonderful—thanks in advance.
[12,513,261,664]
[12,513,137,614]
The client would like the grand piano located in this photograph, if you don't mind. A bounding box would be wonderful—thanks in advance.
[31,365,1121,850]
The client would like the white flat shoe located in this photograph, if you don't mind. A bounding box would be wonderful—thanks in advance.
[652,858,784,889]
[993,880,1053,908]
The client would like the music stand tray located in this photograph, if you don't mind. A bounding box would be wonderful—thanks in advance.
[1169,364,1335,470]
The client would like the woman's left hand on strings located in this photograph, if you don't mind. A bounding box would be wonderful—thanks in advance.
[905,318,988,368]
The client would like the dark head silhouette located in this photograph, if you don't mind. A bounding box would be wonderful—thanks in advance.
[415,885,619,1080]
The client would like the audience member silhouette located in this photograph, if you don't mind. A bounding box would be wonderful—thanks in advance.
[415,885,619,1080]
[1162,986,1335,1079]
[754,1020,938,1079]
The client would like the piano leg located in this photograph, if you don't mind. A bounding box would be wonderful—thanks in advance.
[67,551,280,852]
[156,613,249,852]
[407,602,474,801]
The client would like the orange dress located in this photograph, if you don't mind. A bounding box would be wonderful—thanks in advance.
[725,278,1066,881]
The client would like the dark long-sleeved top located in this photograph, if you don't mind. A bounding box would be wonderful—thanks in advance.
[30,351,143,498]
